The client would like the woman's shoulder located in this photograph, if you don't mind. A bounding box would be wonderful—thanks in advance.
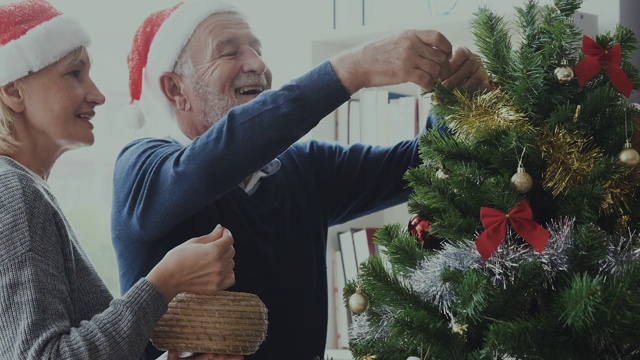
[0,158,57,263]
[0,157,44,201]
[0,156,54,229]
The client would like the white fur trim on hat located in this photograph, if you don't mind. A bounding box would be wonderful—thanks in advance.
[138,0,241,127]
[0,15,90,85]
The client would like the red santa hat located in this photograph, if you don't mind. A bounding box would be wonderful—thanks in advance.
[0,0,90,86]
[126,0,241,128]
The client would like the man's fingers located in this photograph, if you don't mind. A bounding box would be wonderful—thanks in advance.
[442,58,477,86]
[413,30,452,56]
[441,49,490,90]
[448,47,471,74]
[411,47,450,90]
[462,74,489,91]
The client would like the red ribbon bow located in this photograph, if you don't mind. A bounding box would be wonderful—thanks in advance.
[574,35,634,98]
[475,200,550,261]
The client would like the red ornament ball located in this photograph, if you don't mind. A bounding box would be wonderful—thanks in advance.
[408,215,443,251]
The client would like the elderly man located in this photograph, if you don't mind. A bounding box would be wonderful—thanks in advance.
[112,1,489,359]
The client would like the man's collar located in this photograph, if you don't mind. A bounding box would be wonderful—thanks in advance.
[240,159,281,195]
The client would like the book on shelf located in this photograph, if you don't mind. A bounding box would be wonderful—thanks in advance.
[332,250,350,349]
[387,95,419,144]
[338,230,359,282]
[358,89,386,145]
[335,100,350,145]
[351,227,379,268]
[336,230,359,348]
[334,99,361,145]
[333,227,392,349]
[346,99,361,145]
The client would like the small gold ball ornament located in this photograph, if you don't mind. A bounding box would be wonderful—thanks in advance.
[554,59,574,84]
[511,165,533,193]
[348,288,369,314]
[619,141,640,167]
[431,92,441,106]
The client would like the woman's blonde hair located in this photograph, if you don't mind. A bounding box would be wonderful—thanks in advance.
[0,46,88,156]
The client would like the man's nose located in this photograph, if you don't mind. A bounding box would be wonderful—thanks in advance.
[242,48,267,74]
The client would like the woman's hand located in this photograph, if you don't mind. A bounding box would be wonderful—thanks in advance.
[147,224,236,302]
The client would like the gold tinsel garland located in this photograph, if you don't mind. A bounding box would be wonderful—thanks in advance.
[446,89,531,141]
[538,127,603,196]
[601,166,640,215]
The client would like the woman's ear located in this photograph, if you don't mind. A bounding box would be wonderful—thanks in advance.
[0,82,26,113]
[159,72,192,112]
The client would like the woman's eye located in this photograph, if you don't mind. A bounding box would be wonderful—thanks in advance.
[68,70,81,78]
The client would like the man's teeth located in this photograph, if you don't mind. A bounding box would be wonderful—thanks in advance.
[237,86,263,95]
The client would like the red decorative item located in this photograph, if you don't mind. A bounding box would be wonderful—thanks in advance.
[574,35,634,98]
[475,200,550,261]
[408,215,443,251]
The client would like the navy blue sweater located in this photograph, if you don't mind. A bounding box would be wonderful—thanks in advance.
[111,61,421,360]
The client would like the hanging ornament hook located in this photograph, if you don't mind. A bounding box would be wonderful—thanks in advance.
[511,145,533,193]
[619,118,640,167]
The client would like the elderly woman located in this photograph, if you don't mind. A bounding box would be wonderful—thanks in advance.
[0,1,241,359]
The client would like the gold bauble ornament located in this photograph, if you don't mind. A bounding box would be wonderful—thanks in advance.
[348,289,369,314]
[510,165,533,193]
[554,59,574,84]
[619,141,640,167]
[431,92,441,106]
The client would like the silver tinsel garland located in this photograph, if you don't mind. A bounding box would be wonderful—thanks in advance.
[350,305,395,342]
[599,228,640,278]
[350,217,640,350]
[409,217,575,315]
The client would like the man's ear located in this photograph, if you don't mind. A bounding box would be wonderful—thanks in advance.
[159,72,192,112]
[0,82,26,113]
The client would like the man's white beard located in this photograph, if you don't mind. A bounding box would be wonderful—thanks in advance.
[192,73,267,129]
[192,81,243,129]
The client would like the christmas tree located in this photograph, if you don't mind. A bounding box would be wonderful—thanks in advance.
[344,0,640,359]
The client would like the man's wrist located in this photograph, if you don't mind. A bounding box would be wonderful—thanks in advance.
[330,50,364,95]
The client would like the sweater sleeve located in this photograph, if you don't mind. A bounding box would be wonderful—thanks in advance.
[310,113,446,224]
[113,61,350,240]
[303,137,422,226]
[0,173,167,359]
[0,258,166,359]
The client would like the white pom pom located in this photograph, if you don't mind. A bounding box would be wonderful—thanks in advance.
[407,357,421,360]
[118,101,146,129]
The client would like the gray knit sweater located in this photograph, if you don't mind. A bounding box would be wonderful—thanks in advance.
[0,156,168,359]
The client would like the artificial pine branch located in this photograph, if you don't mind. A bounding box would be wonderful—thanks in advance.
[373,224,425,273]
[471,7,512,85]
